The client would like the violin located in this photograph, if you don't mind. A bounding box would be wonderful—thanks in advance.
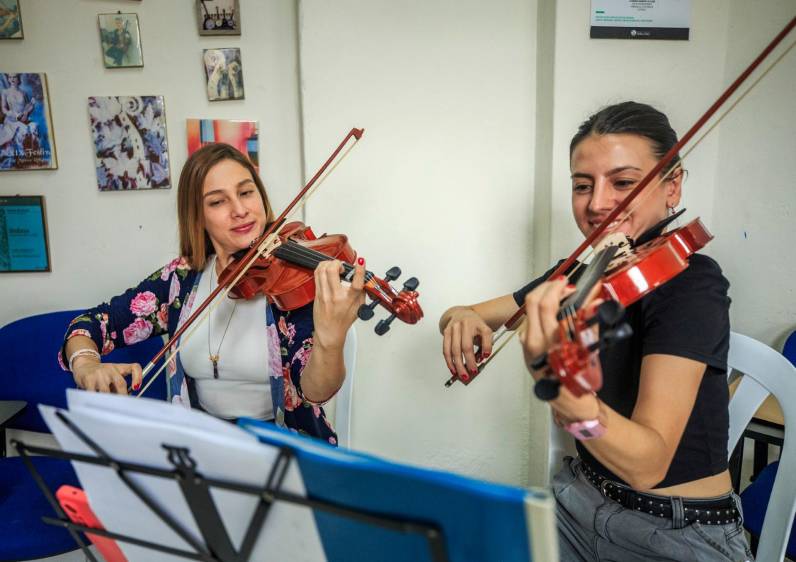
[531,214,713,401]
[219,220,424,333]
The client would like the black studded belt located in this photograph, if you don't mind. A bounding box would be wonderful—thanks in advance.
[579,460,740,526]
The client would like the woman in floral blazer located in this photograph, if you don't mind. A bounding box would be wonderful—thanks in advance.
[61,144,365,444]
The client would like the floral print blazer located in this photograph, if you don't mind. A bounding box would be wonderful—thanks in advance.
[59,257,338,445]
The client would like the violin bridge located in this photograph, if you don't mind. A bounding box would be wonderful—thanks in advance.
[256,233,283,257]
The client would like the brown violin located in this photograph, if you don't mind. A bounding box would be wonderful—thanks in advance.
[219,220,423,334]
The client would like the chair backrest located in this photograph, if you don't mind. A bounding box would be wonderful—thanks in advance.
[727,331,796,562]
[0,310,167,433]
[326,326,357,448]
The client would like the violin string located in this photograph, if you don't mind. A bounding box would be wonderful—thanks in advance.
[275,241,377,283]
[482,37,796,375]
[137,136,363,397]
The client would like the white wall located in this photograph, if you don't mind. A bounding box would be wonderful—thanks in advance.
[709,1,796,349]
[0,0,303,323]
[299,0,540,486]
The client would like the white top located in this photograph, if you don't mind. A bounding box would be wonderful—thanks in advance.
[179,257,273,420]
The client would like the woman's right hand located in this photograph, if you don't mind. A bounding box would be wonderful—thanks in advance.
[441,307,494,379]
[72,357,143,395]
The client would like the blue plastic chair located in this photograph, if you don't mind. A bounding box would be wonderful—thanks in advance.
[0,309,167,561]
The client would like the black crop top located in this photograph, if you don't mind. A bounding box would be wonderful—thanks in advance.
[513,254,731,488]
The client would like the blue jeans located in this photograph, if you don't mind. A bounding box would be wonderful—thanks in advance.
[553,457,754,561]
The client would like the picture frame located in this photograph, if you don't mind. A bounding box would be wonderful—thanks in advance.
[88,96,171,191]
[202,48,245,101]
[0,72,58,171]
[0,195,51,273]
[0,0,23,39]
[97,12,144,68]
[196,0,240,36]
[186,118,258,170]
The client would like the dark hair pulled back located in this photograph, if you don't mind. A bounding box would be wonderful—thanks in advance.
[570,101,681,174]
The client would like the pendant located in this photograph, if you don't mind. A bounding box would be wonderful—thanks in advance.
[209,354,220,378]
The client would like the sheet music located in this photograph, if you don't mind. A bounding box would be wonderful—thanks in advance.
[40,390,327,562]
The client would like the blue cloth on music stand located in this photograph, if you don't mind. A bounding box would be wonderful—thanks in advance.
[239,418,539,562]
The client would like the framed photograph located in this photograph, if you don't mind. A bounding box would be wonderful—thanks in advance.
[187,118,258,170]
[196,0,240,36]
[202,48,244,101]
[0,73,58,170]
[88,96,171,191]
[98,13,143,68]
[0,195,51,273]
[0,0,23,39]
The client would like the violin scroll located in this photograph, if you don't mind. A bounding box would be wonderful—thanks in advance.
[359,266,423,335]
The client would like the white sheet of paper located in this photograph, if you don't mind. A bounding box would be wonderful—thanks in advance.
[40,390,327,562]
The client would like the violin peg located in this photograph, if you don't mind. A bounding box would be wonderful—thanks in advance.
[357,301,377,321]
[596,300,625,327]
[375,314,396,336]
[402,277,419,291]
[385,266,401,282]
[534,377,561,402]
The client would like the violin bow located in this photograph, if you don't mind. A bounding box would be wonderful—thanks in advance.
[136,128,364,397]
[462,15,796,381]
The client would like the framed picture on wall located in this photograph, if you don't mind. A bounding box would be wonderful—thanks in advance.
[0,195,51,273]
[0,72,58,171]
[196,0,240,36]
[98,13,144,68]
[0,0,23,39]
[186,118,258,169]
[88,96,171,191]
[202,48,244,101]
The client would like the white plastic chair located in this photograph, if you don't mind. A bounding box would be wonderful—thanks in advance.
[326,326,357,448]
[727,331,796,562]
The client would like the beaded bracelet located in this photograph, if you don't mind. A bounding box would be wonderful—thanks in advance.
[67,348,101,372]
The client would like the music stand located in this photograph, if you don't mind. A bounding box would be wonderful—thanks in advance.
[17,392,558,562]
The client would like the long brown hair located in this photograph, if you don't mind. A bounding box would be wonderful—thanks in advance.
[177,143,274,270]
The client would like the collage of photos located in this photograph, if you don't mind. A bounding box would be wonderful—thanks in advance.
[3,1,254,271]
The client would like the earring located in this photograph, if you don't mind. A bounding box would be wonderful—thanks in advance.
[667,205,677,216]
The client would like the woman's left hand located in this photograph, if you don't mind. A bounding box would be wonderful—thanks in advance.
[520,277,601,421]
[312,258,366,350]
[520,277,575,366]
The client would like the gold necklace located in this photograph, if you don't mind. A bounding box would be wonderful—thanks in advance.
[208,256,237,378]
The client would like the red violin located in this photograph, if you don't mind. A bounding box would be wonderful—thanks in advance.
[219,220,423,334]
[535,215,713,400]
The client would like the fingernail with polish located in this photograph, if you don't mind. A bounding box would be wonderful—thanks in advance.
[133,384,140,391]
[357,257,365,266]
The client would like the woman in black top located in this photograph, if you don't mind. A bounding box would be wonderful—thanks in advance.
[439,102,752,561]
